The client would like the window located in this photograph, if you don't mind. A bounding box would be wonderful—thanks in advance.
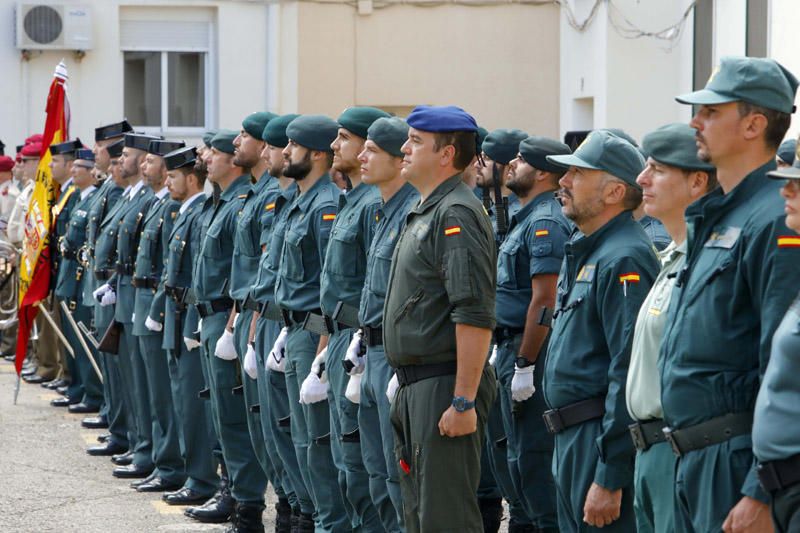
[124,51,206,130]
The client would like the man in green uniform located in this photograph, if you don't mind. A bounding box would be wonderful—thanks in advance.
[131,139,185,492]
[356,116,417,533]
[192,130,266,531]
[542,130,659,531]
[157,147,219,506]
[625,123,716,533]
[313,106,387,532]
[274,115,349,532]
[753,142,800,532]
[498,135,573,533]
[660,56,800,532]
[384,105,498,532]
[248,114,308,531]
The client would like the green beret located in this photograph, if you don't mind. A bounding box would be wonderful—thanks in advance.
[641,123,714,171]
[202,129,218,148]
[242,112,277,139]
[262,114,300,148]
[476,127,488,147]
[677,56,799,114]
[337,107,391,139]
[777,138,797,166]
[210,129,238,155]
[519,136,571,173]
[286,115,339,152]
[547,130,645,188]
[367,117,409,158]
[483,129,528,165]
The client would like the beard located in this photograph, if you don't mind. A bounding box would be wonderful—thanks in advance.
[283,151,312,180]
[506,171,534,198]
[562,191,605,227]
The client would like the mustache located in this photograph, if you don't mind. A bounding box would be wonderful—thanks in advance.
[555,188,572,201]
[695,133,706,144]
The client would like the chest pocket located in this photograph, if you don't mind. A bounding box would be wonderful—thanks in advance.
[554,277,592,321]
[259,210,276,248]
[370,241,395,299]
[202,221,223,258]
[67,214,88,246]
[140,224,161,261]
[236,209,259,257]
[281,228,306,282]
[497,238,522,289]
[326,225,360,277]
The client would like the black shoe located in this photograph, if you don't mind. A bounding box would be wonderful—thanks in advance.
[68,402,100,414]
[225,501,265,533]
[81,415,108,429]
[111,451,133,466]
[185,493,235,524]
[274,498,291,533]
[44,378,68,390]
[87,441,127,456]
[23,374,48,384]
[21,366,38,378]
[97,433,111,443]
[162,487,210,506]
[51,396,78,407]
[112,464,153,479]
[478,497,503,533]
[294,512,314,533]
[2,353,15,362]
[56,385,69,396]
[136,477,183,493]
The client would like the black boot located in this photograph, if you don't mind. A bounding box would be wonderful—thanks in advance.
[274,498,292,533]
[292,512,314,533]
[184,466,234,524]
[479,497,503,533]
[225,502,265,533]
[508,522,537,533]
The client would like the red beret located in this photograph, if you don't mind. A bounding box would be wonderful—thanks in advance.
[21,142,42,158]
[25,133,43,145]
[0,156,13,172]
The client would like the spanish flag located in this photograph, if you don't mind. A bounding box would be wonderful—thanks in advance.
[15,62,70,375]
[618,272,640,284]
[444,226,461,236]
[534,229,549,237]
[777,236,800,248]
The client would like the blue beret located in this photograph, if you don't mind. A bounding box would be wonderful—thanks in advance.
[482,129,528,165]
[367,117,409,158]
[211,130,238,155]
[286,115,339,152]
[338,107,391,139]
[406,105,478,133]
[243,112,277,139]
[262,114,300,148]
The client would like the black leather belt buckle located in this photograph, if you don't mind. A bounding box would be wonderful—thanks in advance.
[662,427,682,457]
[629,423,648,451]
[542,409,565,434]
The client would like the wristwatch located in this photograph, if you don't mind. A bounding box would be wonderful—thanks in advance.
[451,396,476,412]
[515,356,534,368]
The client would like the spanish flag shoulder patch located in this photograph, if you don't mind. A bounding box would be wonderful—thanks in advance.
[238,194,248,199]
[444,226,462,236]
[619,272,640,284]
[777,236,800,248]
[534,229,549,237]
[265,203,275,211]
[322,213,336,222]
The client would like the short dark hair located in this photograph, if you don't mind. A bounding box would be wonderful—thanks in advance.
[621,183,643,211]
[432,131,477,171]
[684,167,718,193]
[737,101,791,150]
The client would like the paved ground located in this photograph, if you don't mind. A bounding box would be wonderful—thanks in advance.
[0,360,277,533]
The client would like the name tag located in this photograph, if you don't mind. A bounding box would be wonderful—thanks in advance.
[704,226,741,249]
[576,264,596,283]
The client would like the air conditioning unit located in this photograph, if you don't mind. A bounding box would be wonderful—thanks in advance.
[15,3,93,50]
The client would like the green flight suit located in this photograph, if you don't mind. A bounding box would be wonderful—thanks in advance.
[133,189,183,484]
[157,192,218,496]
[318,181,381,531]
[194,174,266,504]
[543,211,658,532]
[274,174,349,532]
[384,174,498,533]
[495,191,569,531]
[659,162,800,532]
[357,181,418,533]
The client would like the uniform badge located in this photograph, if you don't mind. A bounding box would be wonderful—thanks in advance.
[322,213,336,222]
[576,264,596,283]
[444,226,461,236]
[704,226,741,249]
[619,272,640,297]
[777,236,800,248]
[534,229,549,237]
[265,203,275,211]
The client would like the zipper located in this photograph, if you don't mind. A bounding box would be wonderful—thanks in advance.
[395,288,424,321]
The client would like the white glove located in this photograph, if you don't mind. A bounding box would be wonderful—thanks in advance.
[300,348,328,404]
[195,318,203,335]
[244,343,258,380]
[131,313,135,323]
[214,330,238,360]
[100,288,116,306]
[266,327,288,373]
[345,373,362,404]
[145,316,162,332]
[343,329,365,376]
[511,363,536,402]
[93,283,111,303]
[386,373,399,404]
[184,337,201,351]
[488,344,498,366]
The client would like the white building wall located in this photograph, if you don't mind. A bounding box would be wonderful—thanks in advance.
[770,0,800,139]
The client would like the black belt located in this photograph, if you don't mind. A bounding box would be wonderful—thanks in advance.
[94,269,113,281]
[543,397,605,434]
[395,361,457,386]
[116,264,134,276]
[165,285,189,301]
[132,277,159,289]
[236,294,261,313]
[629,418,667,451]
[196,298,234,318]
[282,309,320,328]
[260,301,284,322]
[62,248,79,261]
[362,325,383,347]
[494,326,524,344]
[303,312,344,335]
[758,453,800,493]
[663,412,752,457]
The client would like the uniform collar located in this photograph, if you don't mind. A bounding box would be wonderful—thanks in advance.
[567,210,635,260]
[63,177,74,188]
[128,179,145,199]
[341,181,373,207]
[513,189,557,224]
[179,192,205,214]
[253,172,273,194]
[413,173,462,214]
[154,186,169,200]
[219,174,251,202]
[294,174,332,212]
[378,182,416,221]
[79,184,97,201]
[687,160,776,219]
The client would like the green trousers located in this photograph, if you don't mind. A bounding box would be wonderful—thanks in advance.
[94,302,128,449]
[325,327,381,531]
[552,418,635,532]
[121,324,154,469]
[200,312,267,504]
[284,324,349,532]
[359,345,403,532]
[166,342,218,496]
[771,481,800,533]
[633,441,675,533]
[391,364,497,533]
